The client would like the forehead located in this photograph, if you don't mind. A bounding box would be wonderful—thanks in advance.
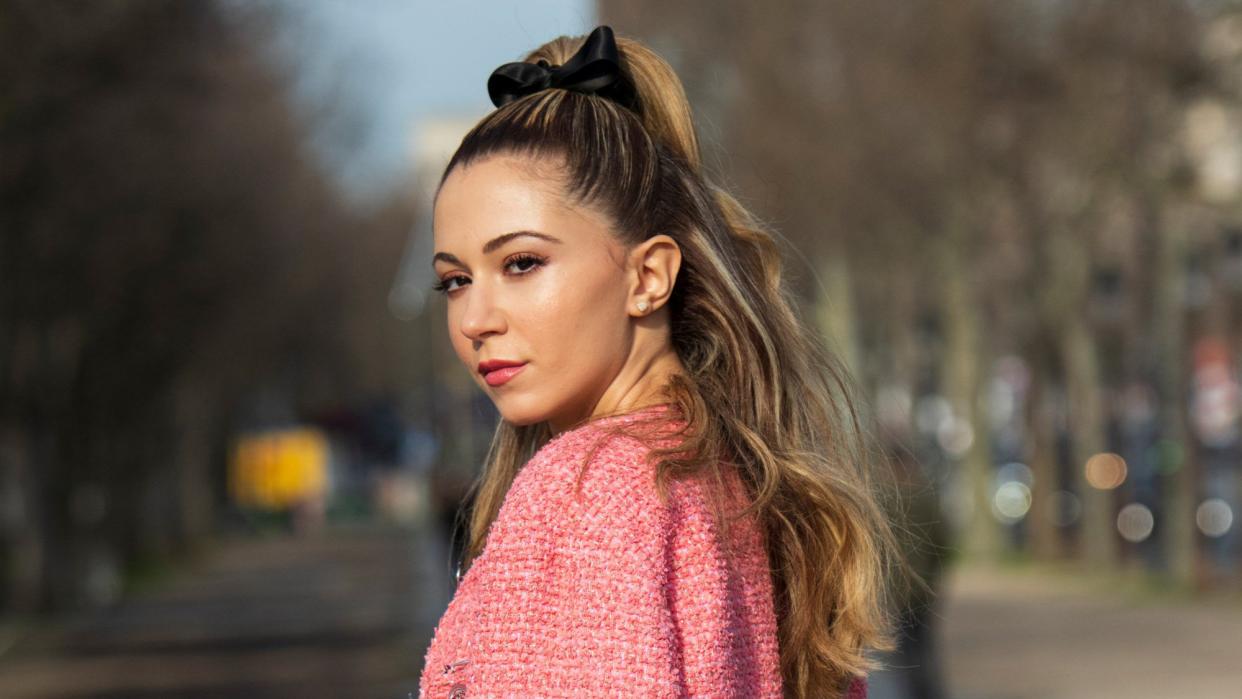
[434,155,574,236]
[434,154,618,250]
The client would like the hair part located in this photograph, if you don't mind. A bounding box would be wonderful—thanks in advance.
[439,28,920,698]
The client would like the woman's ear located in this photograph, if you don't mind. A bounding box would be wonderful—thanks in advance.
[627,234,681,317]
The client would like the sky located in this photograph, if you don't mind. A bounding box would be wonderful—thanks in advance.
[264,0,596,205]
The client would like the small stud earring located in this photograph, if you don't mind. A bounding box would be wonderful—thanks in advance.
[636,300,650,313]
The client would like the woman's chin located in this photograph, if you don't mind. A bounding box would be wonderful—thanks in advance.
[493,396,554,427]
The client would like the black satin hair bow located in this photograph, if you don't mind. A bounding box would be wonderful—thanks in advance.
[487,25,639,111]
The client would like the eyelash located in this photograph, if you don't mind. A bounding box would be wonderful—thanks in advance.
[431,253,547,295]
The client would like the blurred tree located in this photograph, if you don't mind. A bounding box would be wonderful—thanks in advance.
[602,0,1229,591]
[0,0,414,612]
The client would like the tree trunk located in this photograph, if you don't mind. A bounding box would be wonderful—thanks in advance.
[174,378,216,545]
[1062,314,1116,567]
[1153,214,1197,587]
[1025,356,1064,560]
[936,232,998,559]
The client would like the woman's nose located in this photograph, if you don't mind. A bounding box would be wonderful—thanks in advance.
[457,282,506,341]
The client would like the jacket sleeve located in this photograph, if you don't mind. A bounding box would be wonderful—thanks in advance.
[427,434,686,698]
[524,435,687,696]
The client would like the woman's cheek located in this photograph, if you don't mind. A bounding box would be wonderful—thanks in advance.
[521,268,580,331]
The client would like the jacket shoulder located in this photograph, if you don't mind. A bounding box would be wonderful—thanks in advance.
[525,416,680,505]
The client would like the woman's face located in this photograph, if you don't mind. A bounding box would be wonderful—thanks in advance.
[432,154,639,431]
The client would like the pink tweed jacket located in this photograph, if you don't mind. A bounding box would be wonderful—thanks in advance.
[418,403,868,699]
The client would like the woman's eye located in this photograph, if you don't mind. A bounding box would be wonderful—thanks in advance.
[432,255,545,296]
[505,253,546,274]
[431,275,468,295]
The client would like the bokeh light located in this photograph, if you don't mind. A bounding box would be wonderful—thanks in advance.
[992,481,1033,523]
[1117,503,1155,543]
[1152,438,1185,475]
[1196,498,1235,538]
[938,417,975,457]
[1085,452,1128,490]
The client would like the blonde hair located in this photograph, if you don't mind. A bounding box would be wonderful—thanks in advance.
[438,28,913,698]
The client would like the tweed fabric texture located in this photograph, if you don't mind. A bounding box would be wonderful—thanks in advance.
[418,404,868,698]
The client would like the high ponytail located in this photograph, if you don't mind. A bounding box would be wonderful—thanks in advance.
[440,27,907,698]
[522,33,702,170]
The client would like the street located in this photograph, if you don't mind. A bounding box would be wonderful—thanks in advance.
[0,523,441,698]
[1,525,1239,698]
[937,562,1242,699]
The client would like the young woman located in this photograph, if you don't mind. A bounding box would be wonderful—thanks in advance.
[420,25,903,699]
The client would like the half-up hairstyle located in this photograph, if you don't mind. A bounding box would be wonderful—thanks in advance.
[438,28,908,699]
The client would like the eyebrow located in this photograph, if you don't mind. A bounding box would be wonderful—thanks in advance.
[432,231,563,267]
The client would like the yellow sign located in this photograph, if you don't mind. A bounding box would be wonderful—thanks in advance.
[229,428,328,510]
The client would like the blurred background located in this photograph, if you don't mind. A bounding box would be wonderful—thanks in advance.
[2,1,1241,697]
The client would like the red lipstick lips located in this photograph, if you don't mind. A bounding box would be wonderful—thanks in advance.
[478,359,527,387]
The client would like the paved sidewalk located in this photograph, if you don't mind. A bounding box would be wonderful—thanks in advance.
[937,563,1242,699]
[0,523,439,699]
